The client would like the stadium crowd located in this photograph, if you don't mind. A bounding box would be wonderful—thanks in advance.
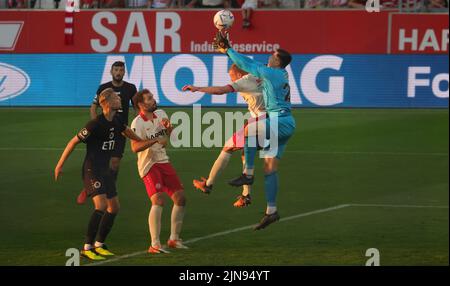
[3,0,449,10]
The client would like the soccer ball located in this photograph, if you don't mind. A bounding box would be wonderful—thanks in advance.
[213,10,234,30]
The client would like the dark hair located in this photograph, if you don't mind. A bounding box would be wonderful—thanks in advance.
[111,61,125,69]
[133,89,151,109]
[276,49,292,68]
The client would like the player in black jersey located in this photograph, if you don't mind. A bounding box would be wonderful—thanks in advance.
[55,88,144,261]
[77,61,138,204]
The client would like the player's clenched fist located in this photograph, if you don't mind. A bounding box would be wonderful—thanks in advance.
[160,118,172,129]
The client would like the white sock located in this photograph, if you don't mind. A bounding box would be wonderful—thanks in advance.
[242,184,251,196]
[266,206,277,215]
[84,244,93,251]
[94,241,104,248]
[244,168,254,176]
[207,151,232,186]
[149,205,163,248]
[241,155,251,196]
[170,205,185,241]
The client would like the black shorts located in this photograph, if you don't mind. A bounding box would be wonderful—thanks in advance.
[82,160,117,199]
[111,134,126,158]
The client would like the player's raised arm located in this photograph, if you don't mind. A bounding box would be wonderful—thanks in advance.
[182,84,234,95]
[213,31,267,79]
[54,135,81,181]
[227,48,268,79]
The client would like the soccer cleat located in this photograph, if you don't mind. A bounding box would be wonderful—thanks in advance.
[233,194,252,208]
[148,245,171,254]
[94,245,115,256]
[193,177,213,194]
[228,174,254,187]
[254,212,280,231]
[80,249,106,261]
[167,239,189,249]
[76,188,87,205]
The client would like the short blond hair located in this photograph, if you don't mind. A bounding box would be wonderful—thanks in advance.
[98,88,117,107]
[229,64,248,76]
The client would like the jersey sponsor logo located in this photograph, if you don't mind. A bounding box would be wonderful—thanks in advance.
[148,129,167,139]
[0,63,30,101]
[93,181,102,189]
[102,140,115,150]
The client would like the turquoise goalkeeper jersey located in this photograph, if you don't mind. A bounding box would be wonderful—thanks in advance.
[227,48,291,114]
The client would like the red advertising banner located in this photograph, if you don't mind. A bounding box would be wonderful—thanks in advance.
[390,13,449,54]
[1,10,391,54]
[1,10,447,54]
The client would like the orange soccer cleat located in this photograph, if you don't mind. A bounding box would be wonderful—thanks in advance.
[233,195,252,208]
[167,239,189,249]
[148,245,170,254]
[193,177,212,194]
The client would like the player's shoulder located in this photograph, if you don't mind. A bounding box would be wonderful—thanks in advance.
[241,74,259,82]
[85,115,102,130]
[98,82,113,90]
[154,109,168,118]
[131,114,144,126]
[123,81,137,90]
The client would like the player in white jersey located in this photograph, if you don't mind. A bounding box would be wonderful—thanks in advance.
[182,64,266,208]
[130,89,187,254]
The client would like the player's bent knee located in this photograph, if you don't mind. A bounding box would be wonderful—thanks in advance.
[264,159,278,174]
[92,195,108,211]
[172,190,186,206]
[151,194,165,206]
[176,195,187,206]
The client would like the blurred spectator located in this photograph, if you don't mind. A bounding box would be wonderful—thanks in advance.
[329,0,349,7]
[277,0,296,8]
[304,0,326,8]
[149,0,177,7]
[127,0,151,7]
[241,0,263,28]
[347,0,365,8]
[427,0,448,8]
[8,0,26,7]
[186,0,231,8]
[259,0,277,7]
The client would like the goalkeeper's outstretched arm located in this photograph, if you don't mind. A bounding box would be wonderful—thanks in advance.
[227,48,267,79]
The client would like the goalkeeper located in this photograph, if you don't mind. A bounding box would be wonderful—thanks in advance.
[214,32,296,230]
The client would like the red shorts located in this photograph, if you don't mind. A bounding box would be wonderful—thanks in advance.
[142,163,183,199]
[225,114,266,149]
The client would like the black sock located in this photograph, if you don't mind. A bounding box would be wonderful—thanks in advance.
[85,210,105,246]
[96,212,117,244]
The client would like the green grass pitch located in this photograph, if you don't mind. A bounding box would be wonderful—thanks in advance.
[0,107,448,266]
